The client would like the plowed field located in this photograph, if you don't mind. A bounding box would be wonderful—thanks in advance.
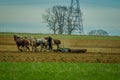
[0,34,120,63]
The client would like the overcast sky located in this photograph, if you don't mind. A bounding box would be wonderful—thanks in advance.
[0,0,120,36]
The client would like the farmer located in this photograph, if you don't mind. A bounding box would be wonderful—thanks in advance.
[47,36,53,50]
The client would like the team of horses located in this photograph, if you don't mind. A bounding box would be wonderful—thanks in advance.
[13,35,61,52]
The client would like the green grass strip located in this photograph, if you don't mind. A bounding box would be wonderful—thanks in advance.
[0,62,120,80]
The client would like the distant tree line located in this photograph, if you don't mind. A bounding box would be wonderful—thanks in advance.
[43,5,82,35]
[88,29,109,36]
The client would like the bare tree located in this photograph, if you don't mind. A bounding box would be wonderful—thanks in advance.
[43,5,68,34]
[43,5,83,35]
[53,6,67,34]
[43,9,58,34]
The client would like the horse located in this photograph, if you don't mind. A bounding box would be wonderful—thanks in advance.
[53,39,61,49]
[23,36,36,51]
[44,37,61,49]
[13,35,30,52]
[22,37,48,52]
[32,38,48,52]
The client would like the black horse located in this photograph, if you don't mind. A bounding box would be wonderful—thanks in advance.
[13,35,30,52]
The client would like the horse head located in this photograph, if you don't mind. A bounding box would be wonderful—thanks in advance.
[13,35,19,41]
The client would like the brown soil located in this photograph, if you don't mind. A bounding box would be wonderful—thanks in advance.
[0,36,120,63]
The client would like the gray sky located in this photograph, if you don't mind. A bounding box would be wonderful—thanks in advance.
[0,0,120,36]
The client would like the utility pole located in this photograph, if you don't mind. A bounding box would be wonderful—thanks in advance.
[68,0,84,35]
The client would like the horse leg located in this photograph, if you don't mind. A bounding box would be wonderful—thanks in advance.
[22,46,26,52]
[40,45,43,52]
[40,44,44,52]
[56,44,59,49]
[43,44,47,51]
[23,45,29,52]
[32,46,34,52]
[17,45,23,52]
[42,45,46,52]
[26,46,30,52]
[33,45,38,52]
[31,44,35,52]
[33,45,37,52]
[45,45,47,51]
[45,44,47,50]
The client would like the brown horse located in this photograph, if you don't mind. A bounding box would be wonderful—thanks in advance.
[24,37,48,52]
[44,37,61,49]
[13,35,30,52]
